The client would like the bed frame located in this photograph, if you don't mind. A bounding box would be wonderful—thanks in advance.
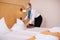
[0,0,30,29]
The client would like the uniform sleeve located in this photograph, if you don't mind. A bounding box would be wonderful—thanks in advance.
[27,9,35,24]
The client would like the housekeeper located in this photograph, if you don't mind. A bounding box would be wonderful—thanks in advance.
[24,3,43,27]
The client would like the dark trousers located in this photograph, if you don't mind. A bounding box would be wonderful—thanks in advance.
[34,15,42,27]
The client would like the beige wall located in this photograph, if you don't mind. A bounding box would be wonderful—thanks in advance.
[58,0,60,26]
[59,1,60,26]
[30,0,60,27]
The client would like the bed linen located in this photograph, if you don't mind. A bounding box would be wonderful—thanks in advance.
[0,27,56,40]
[2,27,50,40]
[0,30,39,40]
[28,33,59,40]
[0,17,10,36]
[0,30,58,40]
[26,27,50,32]
[28,27,60,40]
[0,27,60,40]
[49,27,60,33]
[11,19,27,31]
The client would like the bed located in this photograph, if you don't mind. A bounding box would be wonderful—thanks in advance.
[0,17,60,40]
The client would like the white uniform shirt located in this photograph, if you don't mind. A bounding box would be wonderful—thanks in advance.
[24,9,40,24]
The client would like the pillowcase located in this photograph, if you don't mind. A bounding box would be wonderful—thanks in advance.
[49,27,60,33]
[0,17,10,35]
[11,19,27,31]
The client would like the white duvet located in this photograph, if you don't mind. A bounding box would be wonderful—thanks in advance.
[0,30,38,40]
[0,30,59,40]
[35,33,58,40]
[0,27,60,40]
[26,27,49,32]
[49,27,60,33]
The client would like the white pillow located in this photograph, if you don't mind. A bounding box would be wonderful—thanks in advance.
[49,27,60,33]
[0,17,10,35]
[11,19,27,31]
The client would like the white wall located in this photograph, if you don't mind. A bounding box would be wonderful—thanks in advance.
[30,0,60,27]
[59,1,60,26]
[58,0,60,26]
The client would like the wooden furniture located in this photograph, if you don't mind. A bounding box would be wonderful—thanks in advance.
[0,0,30,29]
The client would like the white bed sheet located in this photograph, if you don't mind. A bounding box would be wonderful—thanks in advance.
[0,30,38,40]
[0,30,59,40]
[0,27,59,40]
[26,27,50,32]
[35,33,59,40]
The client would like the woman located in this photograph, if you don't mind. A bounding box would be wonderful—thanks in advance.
[24,3,43,27]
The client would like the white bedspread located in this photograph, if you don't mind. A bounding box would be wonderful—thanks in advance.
[35,33,59,40]
[0,27,59,40]
[0,30,38,40]
[26,27,49,32]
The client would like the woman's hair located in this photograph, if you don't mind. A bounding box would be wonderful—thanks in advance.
[28,3,31,7]
[20,17,22,20]
[20,8,23,11]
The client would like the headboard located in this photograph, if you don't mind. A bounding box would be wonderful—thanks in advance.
[0,0,30,29]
